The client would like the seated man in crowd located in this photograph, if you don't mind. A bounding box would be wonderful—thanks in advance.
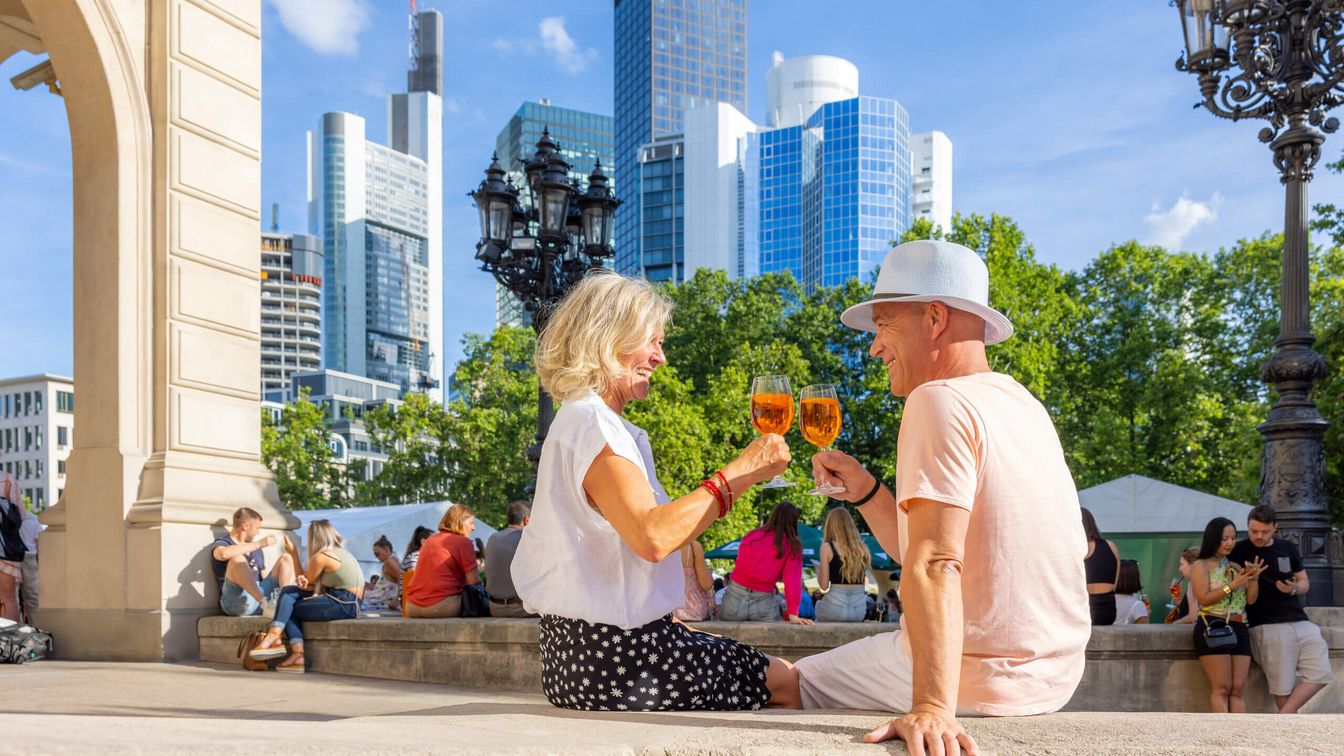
[210,507,297,616]
[485,500,537,618]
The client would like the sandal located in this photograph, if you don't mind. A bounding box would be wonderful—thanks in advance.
[248,634,287,660]
[277,655,305,672]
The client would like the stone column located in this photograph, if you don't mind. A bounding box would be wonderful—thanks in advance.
[30,0,294,661]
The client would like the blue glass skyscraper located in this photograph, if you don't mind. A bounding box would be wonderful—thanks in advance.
[757,96,909,289]
[613,0,748,280]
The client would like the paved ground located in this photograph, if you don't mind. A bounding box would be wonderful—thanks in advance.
[5,662,1344,754]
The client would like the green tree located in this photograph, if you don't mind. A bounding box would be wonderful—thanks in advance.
[441,327,539,526]
[260,388,345,510]
[357,392,452,505]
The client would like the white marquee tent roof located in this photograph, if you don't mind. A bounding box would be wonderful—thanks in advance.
[1078,474,1254,534]
[291,501,497,579]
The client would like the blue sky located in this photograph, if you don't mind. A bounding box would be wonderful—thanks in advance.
[3,0,1342,381]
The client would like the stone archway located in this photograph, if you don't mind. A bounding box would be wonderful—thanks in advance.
[2,0,294,660]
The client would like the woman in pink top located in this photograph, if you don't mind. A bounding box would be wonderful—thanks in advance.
[720,502,813,624]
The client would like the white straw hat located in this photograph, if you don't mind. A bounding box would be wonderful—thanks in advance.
[840,239,1014,345]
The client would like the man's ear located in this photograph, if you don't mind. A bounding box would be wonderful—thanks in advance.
[926,301,951,341]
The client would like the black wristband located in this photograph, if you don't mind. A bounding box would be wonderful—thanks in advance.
[853,477,883,506]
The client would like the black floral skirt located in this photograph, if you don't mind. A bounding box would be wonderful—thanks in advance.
[538,613,772,711]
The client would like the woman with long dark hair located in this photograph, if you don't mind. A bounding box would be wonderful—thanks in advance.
[720,502,814,624]
[400,525,434,571]
[1190,516,1266,712]
[1080,507,1120,625]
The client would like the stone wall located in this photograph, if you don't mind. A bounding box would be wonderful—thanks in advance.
[200,609,1344,713]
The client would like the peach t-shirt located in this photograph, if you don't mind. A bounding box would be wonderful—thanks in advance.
[894,372,1090,716]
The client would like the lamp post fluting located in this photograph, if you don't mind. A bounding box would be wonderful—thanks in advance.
[470,129,619,488]
[1175,0,1343,604]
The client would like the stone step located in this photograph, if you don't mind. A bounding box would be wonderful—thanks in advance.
[199,611,1344,713]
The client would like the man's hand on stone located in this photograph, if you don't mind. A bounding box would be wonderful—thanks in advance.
[810,450,876,503]
[863,705,978,756]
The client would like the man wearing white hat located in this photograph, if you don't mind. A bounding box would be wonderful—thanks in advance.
[801,240,1090,753]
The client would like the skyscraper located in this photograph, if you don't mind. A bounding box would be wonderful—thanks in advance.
[308,8,443,399]
[493,99,613,328]
[259,232,323,399]
[911,131,953,233]
[680,54,920,290]
[613,0,748,280]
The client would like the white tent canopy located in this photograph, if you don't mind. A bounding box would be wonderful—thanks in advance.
[291,502,497,580]
[1078,474,1254,534]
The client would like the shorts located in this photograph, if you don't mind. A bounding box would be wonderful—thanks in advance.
[1194,616,1251,656]
[220,575,280,617]
[1250,621,1335,696]
[796,629,916,712]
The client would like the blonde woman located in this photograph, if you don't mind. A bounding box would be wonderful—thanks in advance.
[404,505,480,618]
[512,270,801,712]
[250,519,363,671]
[814,508,872,623]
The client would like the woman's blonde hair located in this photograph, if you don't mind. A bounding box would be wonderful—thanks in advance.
[534,270,673,401]
[438,504,475,535]
[307,519,344,558]
[823,508,871,584]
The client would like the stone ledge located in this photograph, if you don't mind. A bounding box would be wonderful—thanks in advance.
[199,612,1344,713]
[9,662,1344,755]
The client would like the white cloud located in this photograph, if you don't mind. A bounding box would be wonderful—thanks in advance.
[269,0,370,56]
[494,17,598,75]
[443,96,464,114]
[539,17,598,74]
[1143,192,1223,250]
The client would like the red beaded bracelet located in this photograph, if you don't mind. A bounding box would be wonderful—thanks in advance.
[714,469,734,509]
[700,478,728,518]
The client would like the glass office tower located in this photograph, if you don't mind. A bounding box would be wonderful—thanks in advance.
[308,8,443,398]
[757,96,909,289]
[493,100,614,327]
[613,0,747,278]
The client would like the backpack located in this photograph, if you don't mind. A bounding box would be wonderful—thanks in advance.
[0,622,53,664]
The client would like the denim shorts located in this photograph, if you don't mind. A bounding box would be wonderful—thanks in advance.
[815,584,869,622]
[718,581,781,622]
[220,575,280,616]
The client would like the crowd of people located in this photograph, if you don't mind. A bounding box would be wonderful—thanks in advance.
[195,243,1329,749]
[1078,504,1333,713]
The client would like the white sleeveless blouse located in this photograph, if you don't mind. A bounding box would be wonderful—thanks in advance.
[511,390,683,628]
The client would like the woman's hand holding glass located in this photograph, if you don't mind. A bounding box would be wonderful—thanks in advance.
[720,433,792,494]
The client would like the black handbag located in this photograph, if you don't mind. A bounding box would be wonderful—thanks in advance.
[1203,617,1238,650]
[461,583,491,618]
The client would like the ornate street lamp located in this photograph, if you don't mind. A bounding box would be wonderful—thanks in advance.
[1175,0,1343,604]
[471,130,620,484]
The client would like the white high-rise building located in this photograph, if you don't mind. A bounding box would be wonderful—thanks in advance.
[307,8,443,400]
[260,232,323,400]
[683,102,759,279]
[0,374,74,512]
[764,52,859,128]
[911,131,954,233]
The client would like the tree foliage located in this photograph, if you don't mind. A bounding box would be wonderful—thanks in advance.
[260,211,1344,532]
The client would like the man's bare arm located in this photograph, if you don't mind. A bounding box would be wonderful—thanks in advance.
[903,498,970,717]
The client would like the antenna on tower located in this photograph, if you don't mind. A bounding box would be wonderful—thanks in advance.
[408,0,420,74]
